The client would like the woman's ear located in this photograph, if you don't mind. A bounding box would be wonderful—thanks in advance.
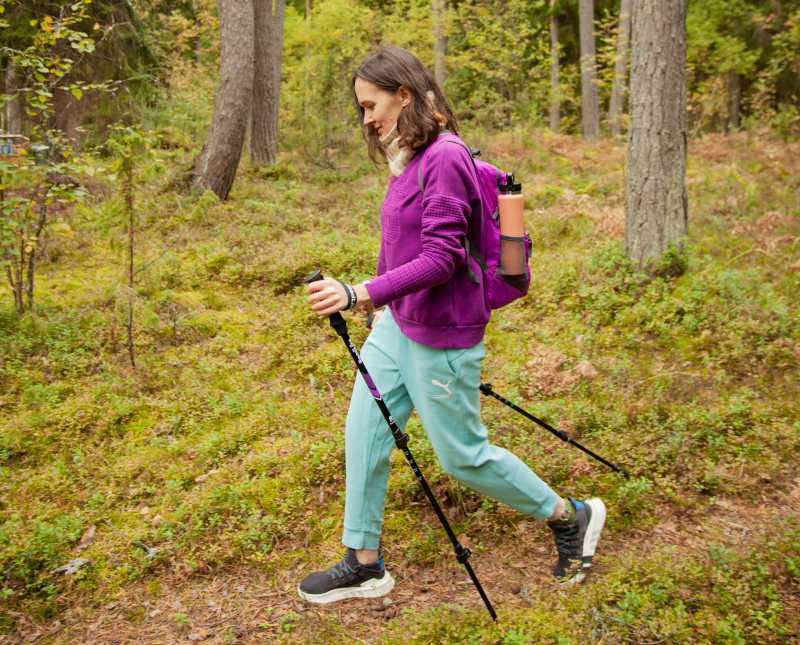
[397,86,412,108]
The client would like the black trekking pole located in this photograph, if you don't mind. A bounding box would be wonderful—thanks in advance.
[479,383,630,479]
[305,270,497,622]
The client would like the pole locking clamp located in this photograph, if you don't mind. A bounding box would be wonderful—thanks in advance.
[455,542,471,564]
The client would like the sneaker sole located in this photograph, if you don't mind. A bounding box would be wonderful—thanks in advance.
[581,498,606,567]
[297,573,395,604]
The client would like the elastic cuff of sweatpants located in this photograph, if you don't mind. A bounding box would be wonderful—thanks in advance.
[531,488,560,522]
[342,528,381,551]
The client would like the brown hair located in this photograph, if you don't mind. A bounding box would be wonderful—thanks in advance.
[352,46,458,165]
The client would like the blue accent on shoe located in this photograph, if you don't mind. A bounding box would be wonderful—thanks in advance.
[572,498,585,512]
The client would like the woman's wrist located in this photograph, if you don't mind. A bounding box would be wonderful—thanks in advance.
[354,283,373,307]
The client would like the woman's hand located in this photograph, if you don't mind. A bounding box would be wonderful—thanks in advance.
[306,277,348,316]
[366,309,383,331]
[306,279,374,317]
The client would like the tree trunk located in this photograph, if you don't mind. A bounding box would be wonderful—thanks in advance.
[625,0,688,270]
[727,70,740,132]
[579,0,601,141]
[5,60,21,135]
[191,0,254,201]
[432,0,447,87]
[252,0,285,165]
[549,0,560,133]
[607,0,632,138]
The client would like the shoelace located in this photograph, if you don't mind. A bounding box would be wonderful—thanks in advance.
[329,556,358,579]
[554,526,577,554]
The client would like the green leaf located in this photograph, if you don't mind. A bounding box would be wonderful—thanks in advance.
[72,88,83,101]
[30,19,37,26]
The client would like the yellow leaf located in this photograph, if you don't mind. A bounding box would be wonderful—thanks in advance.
[93,22,99,30]
[24,245,33,253]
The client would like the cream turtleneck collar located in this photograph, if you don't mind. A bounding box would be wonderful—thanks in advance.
[379,91,446,178]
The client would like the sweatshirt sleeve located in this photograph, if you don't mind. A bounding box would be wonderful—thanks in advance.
[365,142,475,307]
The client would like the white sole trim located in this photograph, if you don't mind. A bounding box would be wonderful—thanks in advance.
[297,573,395,604]
[582,498,606,559]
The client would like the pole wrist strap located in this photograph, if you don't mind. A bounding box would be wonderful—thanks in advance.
[338,280,357,311]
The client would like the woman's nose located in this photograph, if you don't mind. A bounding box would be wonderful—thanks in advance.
[363,112,375,127]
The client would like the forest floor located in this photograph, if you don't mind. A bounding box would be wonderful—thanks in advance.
[1,129,800,644]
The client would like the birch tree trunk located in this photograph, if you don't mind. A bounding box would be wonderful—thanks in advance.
[5,60,21,135]
[252,0,285,165]
[607,0,632,138]
[191,0,254,200]
[432,0,447,87]
[579,0,600,141]
[625,0,688,270]
[549,0,560,133]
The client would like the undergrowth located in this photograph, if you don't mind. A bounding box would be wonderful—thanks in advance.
[1,130,799,643]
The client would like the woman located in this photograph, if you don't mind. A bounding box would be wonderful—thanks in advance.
[299,46,605,604]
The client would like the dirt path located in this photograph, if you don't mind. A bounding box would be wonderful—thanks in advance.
[7,482,799,645]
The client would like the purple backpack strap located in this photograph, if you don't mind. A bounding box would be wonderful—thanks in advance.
[417,132,488,285]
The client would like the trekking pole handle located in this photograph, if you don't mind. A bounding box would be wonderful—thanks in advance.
[303,270,348,337]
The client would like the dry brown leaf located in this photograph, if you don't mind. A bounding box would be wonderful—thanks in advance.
[576,360,598,380]
[509,562,527,569]
[138,506,150,516]
[788,259,800,273]
[457,533,473,550]
[78,525,96,550]
[195,469,220,483]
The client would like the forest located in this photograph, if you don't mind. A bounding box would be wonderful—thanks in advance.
[0,0,799,643]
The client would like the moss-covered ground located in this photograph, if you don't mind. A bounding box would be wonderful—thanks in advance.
[1,130,799,644]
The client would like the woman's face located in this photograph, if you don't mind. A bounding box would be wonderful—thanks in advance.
[354,77,411,138]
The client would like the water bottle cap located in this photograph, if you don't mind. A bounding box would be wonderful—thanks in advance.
[500,172,522,194]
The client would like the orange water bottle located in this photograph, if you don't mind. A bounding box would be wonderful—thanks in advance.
[498,173,524,237]
[497,173,527,284]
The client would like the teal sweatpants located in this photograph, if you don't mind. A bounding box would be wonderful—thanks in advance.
[343,308,560,550]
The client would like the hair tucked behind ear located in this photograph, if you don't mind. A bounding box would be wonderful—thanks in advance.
[352,46,458,166]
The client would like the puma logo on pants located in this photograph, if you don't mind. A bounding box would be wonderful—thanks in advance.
[431,379,453,398]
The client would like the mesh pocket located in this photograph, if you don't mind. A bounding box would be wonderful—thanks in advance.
[497,234,528,292]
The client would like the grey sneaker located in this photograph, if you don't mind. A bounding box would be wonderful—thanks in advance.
[547,497,606,584]
[297,548,395,604]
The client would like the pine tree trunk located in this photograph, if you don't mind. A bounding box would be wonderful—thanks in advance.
[191,0,254,201]
[432,0,447,87]
[5,60,21,135]
[549,0,560,133]
[252,0,285,165]
[607,0,632,138]
[625,0,688,270]
[728,71,740,132]
[579,0,600,141]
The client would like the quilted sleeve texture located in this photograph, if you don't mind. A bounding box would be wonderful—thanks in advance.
[365,142,475,308]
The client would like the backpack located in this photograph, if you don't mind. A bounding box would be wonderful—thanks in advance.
[417,131,531,310]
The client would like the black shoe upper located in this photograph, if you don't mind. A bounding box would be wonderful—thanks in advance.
[547,497,591,580]
[299,548,386,596]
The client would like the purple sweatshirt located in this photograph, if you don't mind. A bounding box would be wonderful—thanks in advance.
[364,135,490,349]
